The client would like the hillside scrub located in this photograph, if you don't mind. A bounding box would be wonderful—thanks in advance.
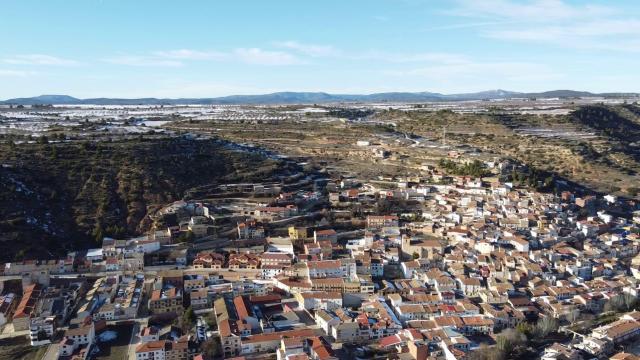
[0,136,293,261]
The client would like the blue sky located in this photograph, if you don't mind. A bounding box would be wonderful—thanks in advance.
[1,0,639,98]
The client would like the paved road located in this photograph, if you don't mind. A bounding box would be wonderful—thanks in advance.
[0,268,168,283]
[126,322,141,360]
[0,329,28,340]
[559,325,586,339]
[41,343,59,360]
[269,211,322,226]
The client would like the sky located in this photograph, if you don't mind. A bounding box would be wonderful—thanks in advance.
[1,0,639,98]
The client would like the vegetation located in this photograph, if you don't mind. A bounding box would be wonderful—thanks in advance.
[0,337,48,360]
[328,108,374,120]
[177,306,196,332]
[604,293,638,313]
[508,166,555,192]
[94,324,133,359]
[204,311,218,329]
[572,105,640,143]
[469,328,532,360]
[516,316,560,338]
[391,104,640,198]
[627,187,640,197]
[176,230,196,243]
[0,137,293,261]
[438,159,489,177]
[200,337,222,358]
[471,317,562,360]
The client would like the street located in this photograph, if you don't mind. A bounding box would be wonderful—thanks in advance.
[126,321,141,360]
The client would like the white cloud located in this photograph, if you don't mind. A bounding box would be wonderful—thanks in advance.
[274,41,339,57]
[117,44,464,69]
[485,19,640,41]
[425,21,514,31]
[389,60,553,78]
[102,55,183,67]
[449,0,640,53]
[232,48,302,65]
[123,47,303,66]
[356,51,469,64]
[385,59,563,92]
[3,54,79,66]
[152,49,228,60]
[452,0,613,22]
[484,21,640,52]
[272,42,469,65]
[148,81,278,98]
[0,69,37,77]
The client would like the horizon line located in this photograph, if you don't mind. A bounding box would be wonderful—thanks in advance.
[4,88,640,102]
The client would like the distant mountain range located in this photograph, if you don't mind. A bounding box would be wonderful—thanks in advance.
[1,90,638,105]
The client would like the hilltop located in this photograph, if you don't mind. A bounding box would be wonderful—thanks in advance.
[2,90,638,105]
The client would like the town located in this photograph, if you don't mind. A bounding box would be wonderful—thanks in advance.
[3,1,640,359]
[2,148,640,360]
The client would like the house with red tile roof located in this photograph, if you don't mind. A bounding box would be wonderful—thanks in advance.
[13,284,42,331]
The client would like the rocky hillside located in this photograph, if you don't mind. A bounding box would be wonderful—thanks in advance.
[391,104,640,198]
[571,105,640,144]
[0,137,293,261]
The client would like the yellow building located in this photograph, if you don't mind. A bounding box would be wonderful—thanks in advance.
[288,226,309,240]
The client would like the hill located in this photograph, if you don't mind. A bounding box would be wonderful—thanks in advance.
[0,137,294,261]
[386,104,640,198]
[2,95,81,105]
[2,90,636,105]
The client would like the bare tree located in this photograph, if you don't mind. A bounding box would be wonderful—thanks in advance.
[566,309,581,325]
[605,293,638,313]
[535,316,559,337]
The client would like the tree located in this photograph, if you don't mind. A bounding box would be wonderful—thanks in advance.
[605,293,637,312]
[177,230,195,243]
[496,328,526,357]
[179,306,196,332]
[535,316,559,337]
[205,311,218,329]
[92,224,104,244]
[201,337,222,359]
[516,322,533,337]
[626,187,639,196]
[15,249,26,261]
[468,329,528,360]
[468,343,501,360]
[438,158,488,178]
[623,293,638,311]
[105,225,127,239]
[566,309,581,325]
